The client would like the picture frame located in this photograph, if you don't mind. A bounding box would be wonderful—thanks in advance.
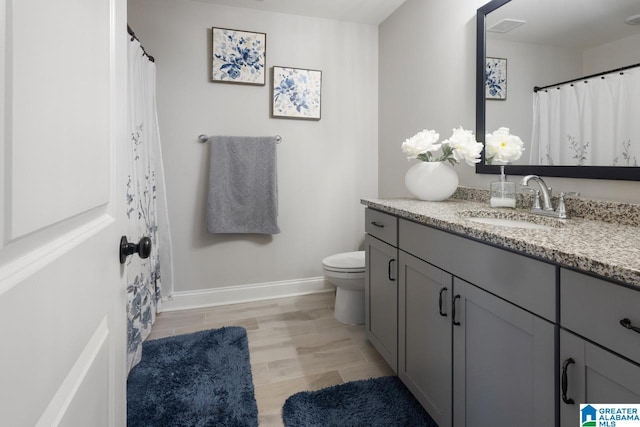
[211,27,266,85]
[271,66,322,120]
[486,57,507,100]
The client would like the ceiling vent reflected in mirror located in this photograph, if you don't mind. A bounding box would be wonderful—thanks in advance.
[487,18,526,33]
[626,13,640,25]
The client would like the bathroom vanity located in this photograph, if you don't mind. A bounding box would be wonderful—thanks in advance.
[363,194,640,427]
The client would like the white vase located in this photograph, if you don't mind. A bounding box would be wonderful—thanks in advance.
[404,161,459,201]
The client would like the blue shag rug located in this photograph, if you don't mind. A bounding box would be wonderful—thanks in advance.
[282,375,438,426]
[127,326,258,427]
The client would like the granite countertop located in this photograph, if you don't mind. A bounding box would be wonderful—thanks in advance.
[361,194,640,288]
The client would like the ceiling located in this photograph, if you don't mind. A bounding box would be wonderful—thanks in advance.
[487,0,640,50]
[191,0,406,25]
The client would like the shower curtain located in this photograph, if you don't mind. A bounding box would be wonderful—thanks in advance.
[530,67,640,166]
[126,36,174,372]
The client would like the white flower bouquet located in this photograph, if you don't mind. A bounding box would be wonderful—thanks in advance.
[401,127,483,166]
[401,127,483,201]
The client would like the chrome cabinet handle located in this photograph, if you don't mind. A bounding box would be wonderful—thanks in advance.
[438,287,448,317]
[620,318,640,334]
[561,358,575,405]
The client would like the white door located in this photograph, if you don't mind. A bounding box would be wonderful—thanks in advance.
[0,0,128,426]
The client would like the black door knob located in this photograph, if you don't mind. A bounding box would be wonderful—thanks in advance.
[119,236,152,264]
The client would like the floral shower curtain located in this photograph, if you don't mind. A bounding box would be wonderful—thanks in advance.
[126,36,174,373]
[530,66,640,166]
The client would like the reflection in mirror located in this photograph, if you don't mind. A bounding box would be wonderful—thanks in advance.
[476,0,640,180]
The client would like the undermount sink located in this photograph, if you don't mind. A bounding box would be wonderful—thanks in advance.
[458,210,565,231]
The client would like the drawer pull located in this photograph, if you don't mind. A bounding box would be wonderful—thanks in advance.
[452,295,461,326]
[620,318,640,334]
[438,287,448,317]
[371,221,385,228]
[561,358,575,405]
[388,259,396,281]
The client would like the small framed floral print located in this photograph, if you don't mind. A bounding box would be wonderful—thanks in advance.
[486,57,507,100]
[271,66,322,120]
[212,27,266,85]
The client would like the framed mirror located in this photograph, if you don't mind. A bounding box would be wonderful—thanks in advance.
[476,0,640,180]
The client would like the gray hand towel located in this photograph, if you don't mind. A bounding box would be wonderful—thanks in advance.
[207,136,280,234]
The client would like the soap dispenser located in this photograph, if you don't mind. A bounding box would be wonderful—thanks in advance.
[490,165,516,208]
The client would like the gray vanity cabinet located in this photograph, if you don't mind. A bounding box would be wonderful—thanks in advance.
[397,218,556,427]
[398,251,453,427]
[452,277,556,427]
[560,330,640,426]
[364,208,398,372]
[364,204,640,427]
[559,269,640,426]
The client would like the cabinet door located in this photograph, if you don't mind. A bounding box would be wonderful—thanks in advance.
[453,278,556,427]
[560,329,640,427]
[365,235,398,372]
[561,268,640,365]
[399,251,453,427]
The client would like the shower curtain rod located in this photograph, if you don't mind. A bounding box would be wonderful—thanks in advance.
[127,25,155,63]
[533,61,640,92]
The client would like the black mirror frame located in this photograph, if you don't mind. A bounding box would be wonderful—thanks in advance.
[475,0,640,181]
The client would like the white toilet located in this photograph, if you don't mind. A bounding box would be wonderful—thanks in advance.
[322,251,366,324]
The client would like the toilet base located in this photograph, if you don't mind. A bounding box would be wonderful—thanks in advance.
[334,287,364,324]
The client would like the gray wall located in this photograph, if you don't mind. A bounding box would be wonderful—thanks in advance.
[584,33,640,75]
[379,0,640,203]
[486,40,582,165]
[129,0,379,294]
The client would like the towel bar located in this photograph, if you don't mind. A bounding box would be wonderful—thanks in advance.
[198,134,282,144]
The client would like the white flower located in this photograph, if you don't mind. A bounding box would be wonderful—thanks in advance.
[485,127,525,165]
[443,127,483,166]
[401,129,441,160]
[400,126,481,167]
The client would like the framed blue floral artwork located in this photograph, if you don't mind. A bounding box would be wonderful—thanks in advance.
[272,66,322,120]
[486,57,507,100]
[212,27,266,85]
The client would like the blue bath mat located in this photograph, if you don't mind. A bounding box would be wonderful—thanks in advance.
[282,375,438,426]
[127,326,258,426]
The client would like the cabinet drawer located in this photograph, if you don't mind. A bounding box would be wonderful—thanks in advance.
[400,219,556,321]
[561,269,640,364]
[365,208,398,246]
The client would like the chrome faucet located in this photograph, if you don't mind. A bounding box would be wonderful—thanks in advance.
[520,175,553,211]
[520,175,577,219]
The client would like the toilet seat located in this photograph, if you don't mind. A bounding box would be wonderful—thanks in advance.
[322,251,365,273]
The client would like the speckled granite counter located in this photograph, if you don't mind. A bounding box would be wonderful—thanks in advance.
[361,193,640,288]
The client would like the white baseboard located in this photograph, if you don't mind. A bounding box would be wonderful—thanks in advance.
[159,277,333,312]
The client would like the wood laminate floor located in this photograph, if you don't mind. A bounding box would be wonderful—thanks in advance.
[148,291,393,426]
